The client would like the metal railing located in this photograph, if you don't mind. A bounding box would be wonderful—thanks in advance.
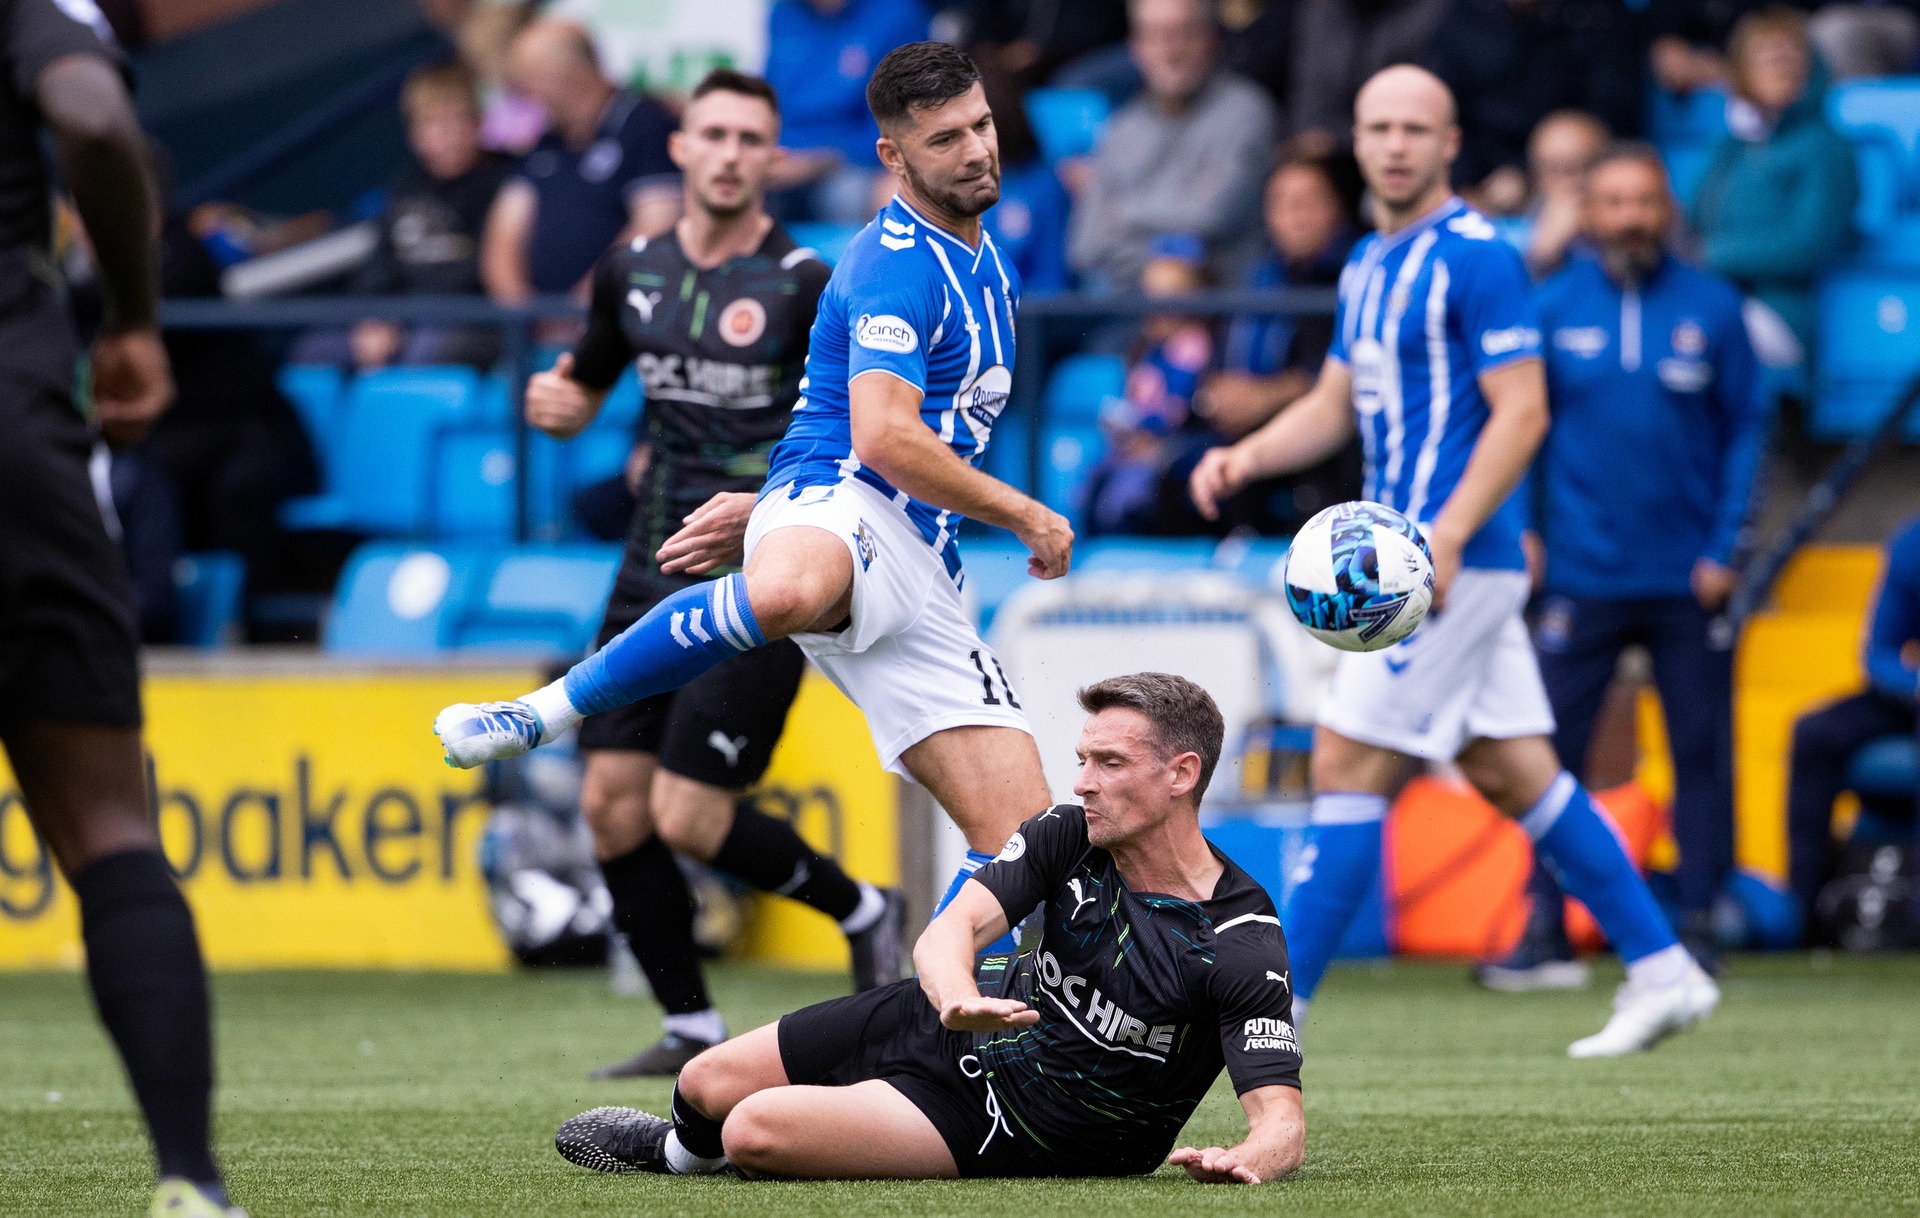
[159,288,1339,541]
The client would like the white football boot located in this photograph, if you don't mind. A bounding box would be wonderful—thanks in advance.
[434,700,545,768]
[1567,958,1720,1058]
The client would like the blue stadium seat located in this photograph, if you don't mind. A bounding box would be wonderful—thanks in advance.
[332,366,486,534]
[171,551,245,647]
[981,404,1033,494]
[433,429,521,539]
[958,532,1037,632]
[1043,353,1125,424]
[1647,85,1728,144]
[597,366,644,429]
[277,364,344,479]
[324,544,486,655]
[1847,734,1919,800]
[448,546,620,655]
[1813,273,1920,440]
[1024,88,1111,162]
[785,222,861,266]
[1829,76,1920,170]
[1076,538,1219,574]
[559,426,633,499]
[1854,136,1904,239]
[1039,422,1103,519]
[1860,217,1920,270]
[1661,142,1717,210]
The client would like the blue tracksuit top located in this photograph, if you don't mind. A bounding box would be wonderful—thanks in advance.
[1867,515,1920,702]
[1531,251,1767,599]
[764,0,928,166]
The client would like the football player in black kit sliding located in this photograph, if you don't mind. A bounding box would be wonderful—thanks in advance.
[521,67,907,1079]
[0,3,240,1215]
[555,673,1306,1184]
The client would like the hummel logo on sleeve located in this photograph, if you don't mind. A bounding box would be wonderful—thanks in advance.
[879,219,916,252]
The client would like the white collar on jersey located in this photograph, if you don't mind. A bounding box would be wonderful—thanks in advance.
[1372,194,1469,252]
[891,195,983,255]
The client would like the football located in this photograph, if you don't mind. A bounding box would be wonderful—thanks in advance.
[1281,501,1435,652]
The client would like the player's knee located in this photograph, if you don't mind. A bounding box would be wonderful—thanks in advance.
[719,1096,785,1171]
[675,1046,729,1118]
[579,776,652,858]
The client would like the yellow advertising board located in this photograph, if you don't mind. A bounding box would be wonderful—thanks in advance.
[0,660,894,972]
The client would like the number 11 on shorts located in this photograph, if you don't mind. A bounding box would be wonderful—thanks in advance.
[968,650,1021,708]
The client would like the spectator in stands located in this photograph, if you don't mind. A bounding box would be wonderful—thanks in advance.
[1287,0,1448,156]
[1193,156,1363,534]
[1488,143,1766,984]
[480,18,680,303]
[1646,0,1802,95]
[296,63,512,370]
[1520,109,1610,278]
[1085,235,1214,535]
[763,0,928,225]
[1689,6,1857,357]
[1809,4,1919,78]
[1425,0,1642,203]
[1218,0,1296,107]
[980,68,1072,293]
[1068,0,1278,291]
[1784,514,1920,933]
[962,0,1133,93]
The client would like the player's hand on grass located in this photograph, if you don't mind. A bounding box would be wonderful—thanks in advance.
[939,997,1039,1032]
[1188,446,1245,522]
[657,492,756,575]
[1168,1146,1262,1184]
[1018,504,1074,580]
[525,354,596,439]
[91,326,173,444]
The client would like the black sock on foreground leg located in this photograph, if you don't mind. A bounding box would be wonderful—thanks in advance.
[710,801,862,922]
[670,1083,727,1159]
[600,837,713,1016]
[72,850,220,1186]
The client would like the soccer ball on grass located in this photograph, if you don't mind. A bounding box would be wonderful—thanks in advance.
[1282,501,1434,652]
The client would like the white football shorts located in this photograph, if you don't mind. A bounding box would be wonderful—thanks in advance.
[1316,568,1555,760]
[745,478,1032,775]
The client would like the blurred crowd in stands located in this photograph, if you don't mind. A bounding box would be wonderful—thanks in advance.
[52,0,1920,647]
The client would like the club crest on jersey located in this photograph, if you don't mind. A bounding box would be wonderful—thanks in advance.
[852,519,877,571]
[719,297,767,347]
[856,313,917,354]
[1671,318,1708,357]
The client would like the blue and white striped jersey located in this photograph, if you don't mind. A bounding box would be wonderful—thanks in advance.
[1327,198,1541,570]
[765,196,1021,584]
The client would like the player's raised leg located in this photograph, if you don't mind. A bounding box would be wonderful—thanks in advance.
[1457,735,1718,1056]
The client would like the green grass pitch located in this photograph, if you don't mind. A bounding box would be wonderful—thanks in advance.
[6,954,1919,1216]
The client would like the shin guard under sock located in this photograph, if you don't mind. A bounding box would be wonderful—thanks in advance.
[72,850,220,1186]
[936,849,1017,956]
[600,838,712,1016]
[1283,793,1387,1002]
[710,801,861,922]
[563,573,767,716]
[1522,772,1679,964]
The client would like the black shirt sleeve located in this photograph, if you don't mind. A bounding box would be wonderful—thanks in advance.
[8,0,125,101]
[793,255,831,347]
[1209,916,1304,1093]
[969,804,1087,927]
[570,250,633,391]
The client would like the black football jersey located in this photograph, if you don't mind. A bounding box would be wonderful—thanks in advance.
[571,225,831,576]
[969,804,1302,1176]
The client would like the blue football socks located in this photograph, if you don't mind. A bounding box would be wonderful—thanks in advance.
[937,848,1018,956]
[1522,772,1679,965]
[1281,792,1387,1003]
[563,573,766,716]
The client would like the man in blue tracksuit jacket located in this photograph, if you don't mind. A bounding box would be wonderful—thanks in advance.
[1785,516,1920,932]
[1482,143,1768,987]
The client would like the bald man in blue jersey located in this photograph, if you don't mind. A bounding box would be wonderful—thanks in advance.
[1191,65,1719,1057]
[435,43,1072,957]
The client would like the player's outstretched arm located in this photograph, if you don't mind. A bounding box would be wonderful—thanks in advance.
[913,879,1040,1033]
[850,372,1073,579]
[1425,357,1548,608]
[1190,359,1356,520]
[1168,1084,1304,1184]
[524,354,609,439]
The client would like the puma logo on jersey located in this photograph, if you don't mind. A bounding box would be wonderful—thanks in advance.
[627,288,662,323]
[708,732,748,767]
[1068,878,1097,919]
[1266,970,1290,988]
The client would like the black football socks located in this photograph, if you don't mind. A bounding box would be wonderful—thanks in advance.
[710,800,864,924]
[72,850,221,1189]
[600,837,714,1018]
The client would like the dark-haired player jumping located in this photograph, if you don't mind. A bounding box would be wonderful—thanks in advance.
[438,43,1075,958]
[554,674,1305,1184]
[0,2,236,1214]
[510,68,907,1078]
